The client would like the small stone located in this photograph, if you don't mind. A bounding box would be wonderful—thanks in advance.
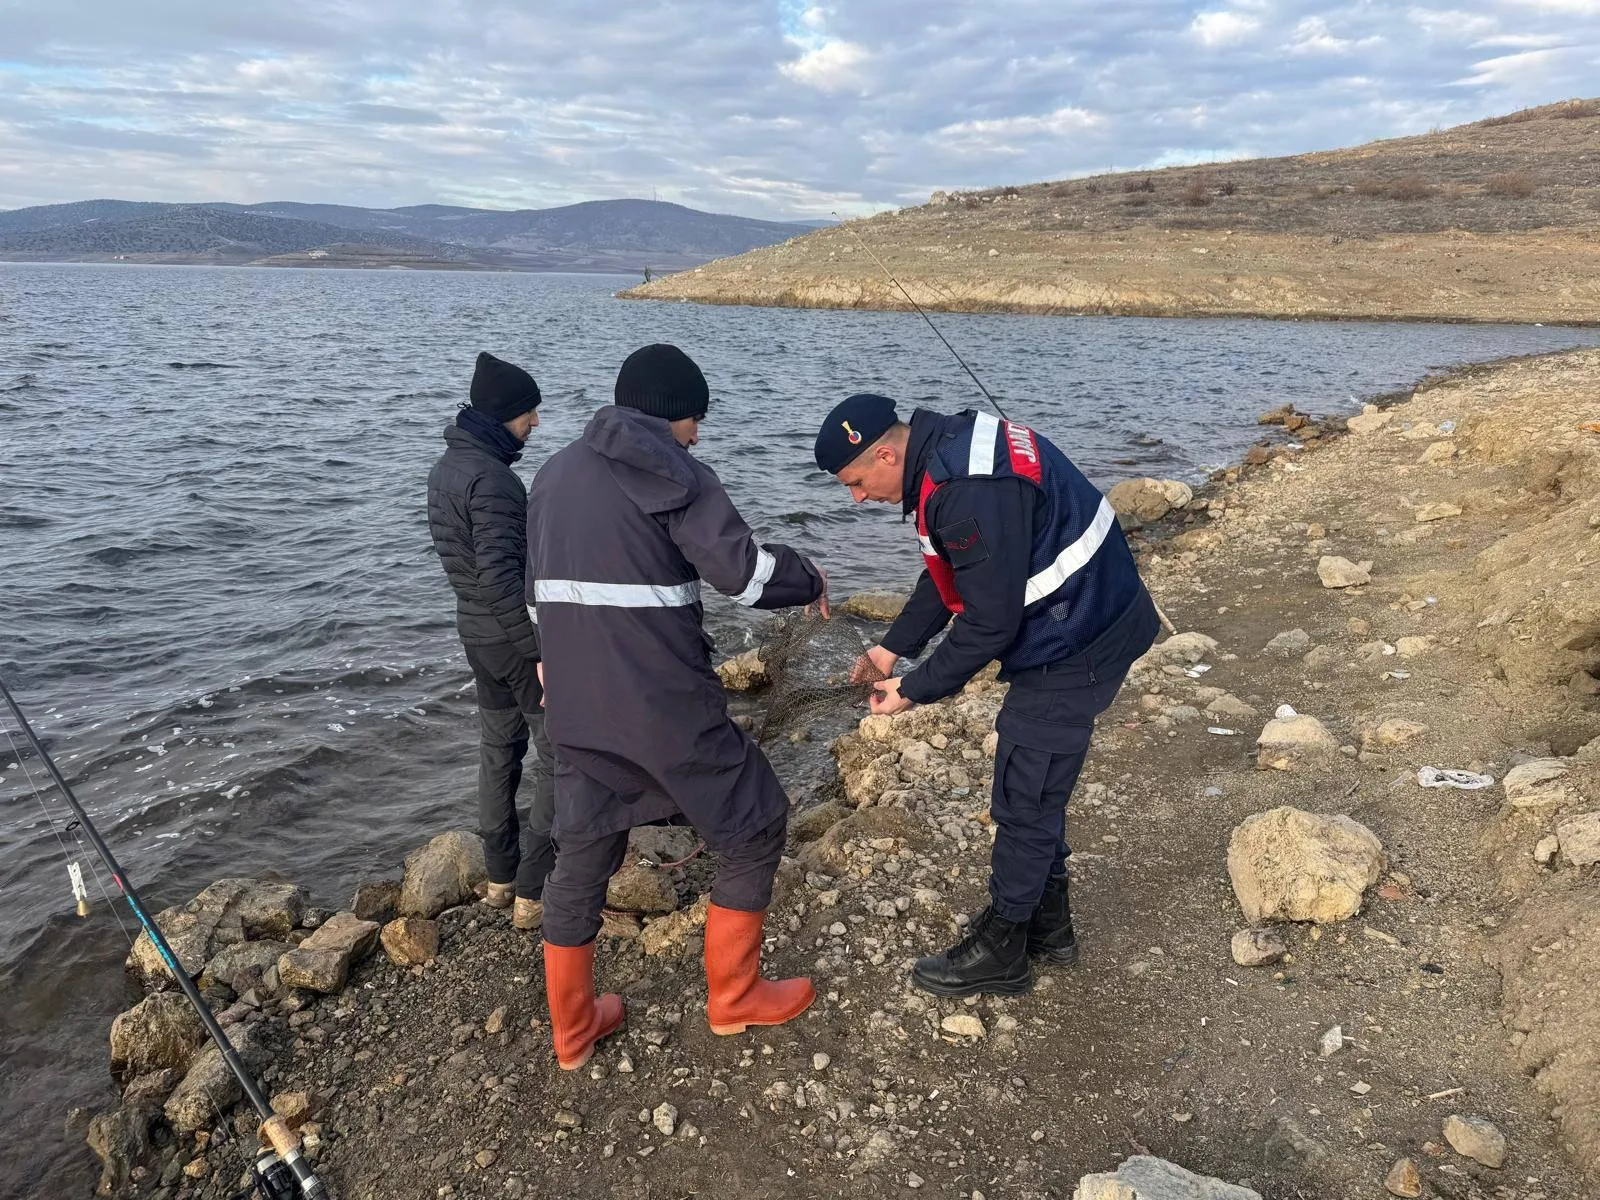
[1556,811,1600,867]
[1318,1025,1345,1058]
[380,916,439,967]
[1317,556,1373,589]
[813,1053,831,1071]
[183,1157,209,1179]
[652,1103,678,1136]
[485,1006,507,1036]
[1366,717,1429,748]
[1076,1156,1262,1199]
[269,1091,313,1127]
[940,1014,986,1039]
[1415,502,1462,523]
[399,831,487,918]
[1534,835,1561,864]
[1443,1114,1506,1168]
[474,1149,497,1169]
[553,1110,582,1130]
[1395,636,1431,659]
[1384,1157,1423,1197]
[907,1173,924,1189]
[1350,1080,1372,1096]
[1347,405,1394,435]
[349,879,402,923]
[1419,440,1457,464]
[1230,928,1287,967]
[1263,629,1313,656]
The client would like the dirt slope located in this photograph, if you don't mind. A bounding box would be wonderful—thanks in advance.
[623,100,1600,325]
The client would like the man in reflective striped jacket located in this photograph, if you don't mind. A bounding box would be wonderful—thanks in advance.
[815,393,1160,999]
[527,344,828,1071]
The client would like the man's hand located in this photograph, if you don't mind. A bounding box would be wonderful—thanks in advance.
[869,677,913,716]
[536,661,545,707]
[851,644,899,684]
[805,563,831,620]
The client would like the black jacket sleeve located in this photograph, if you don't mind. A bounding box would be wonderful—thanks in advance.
[881,570,953,659]
[667,466,823,609]
[470,474,542,660]
[897,477,1034,705]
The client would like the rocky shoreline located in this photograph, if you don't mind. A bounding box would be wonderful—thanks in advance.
[81,349,1600,1200]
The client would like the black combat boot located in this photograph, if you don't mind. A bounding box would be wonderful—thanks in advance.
[1027,873,1079,965]
[911,907,1034,997]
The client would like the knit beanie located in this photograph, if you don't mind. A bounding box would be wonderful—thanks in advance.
[470,351,541,422]
[614,344,709,422]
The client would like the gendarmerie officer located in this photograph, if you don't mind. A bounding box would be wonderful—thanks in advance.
[528,344,828,1070]
[814,393,1159,998]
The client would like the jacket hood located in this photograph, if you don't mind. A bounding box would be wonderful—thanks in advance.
[583,404,701,515]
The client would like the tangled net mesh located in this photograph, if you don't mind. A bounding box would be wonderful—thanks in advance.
[752,610,887,742]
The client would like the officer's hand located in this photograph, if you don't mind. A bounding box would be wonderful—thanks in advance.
[869,677,913,715]
[804,563,831,620]
[536,661,546,708]
[851,645,899,684]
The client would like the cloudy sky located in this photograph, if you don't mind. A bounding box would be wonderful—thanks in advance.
[1,0,1596,219]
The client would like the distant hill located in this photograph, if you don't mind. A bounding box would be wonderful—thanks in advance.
[625,97,1600,325]
[0,198,818,272]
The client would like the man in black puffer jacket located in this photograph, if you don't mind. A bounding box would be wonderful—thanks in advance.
[427,351,554,932]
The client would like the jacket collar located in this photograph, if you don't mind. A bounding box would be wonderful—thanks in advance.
[901,408,952,516]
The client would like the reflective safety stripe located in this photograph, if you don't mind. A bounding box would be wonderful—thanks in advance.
[967,411,1000,476]
[1024,497,1117,606]
[534,578,702,608]
[917,534,936,555]
[527,603,539,625]
[733,547,776,607]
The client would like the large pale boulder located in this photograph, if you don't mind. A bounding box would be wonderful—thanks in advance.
[126,877,305,984]
[606,863,679,914]
[109,992,206,1080]
[399,831,487,918]
[380,917,439,967]
[1346,405,1393,435]
[1503,760,1578,810]
[716,649,768,691]
[199,940,291,993]
[837,591,908,621]
[1227,806,1386,924]
[1556,812,1600,867]
[1255,714,1339,768]
[1139,632,1219,667]
[276,912,379,994]
[1074,1155,1262,1199]
[1363,717,1430,749]
[164,1024,267,1134]
[1107,478,1193,524]
[1317,556,1372,589]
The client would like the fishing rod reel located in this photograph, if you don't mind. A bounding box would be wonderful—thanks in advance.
[252,1149,299,1200]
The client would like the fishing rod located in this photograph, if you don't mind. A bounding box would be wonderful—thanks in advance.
[0,673,329,1200]
[831,210,1010,421]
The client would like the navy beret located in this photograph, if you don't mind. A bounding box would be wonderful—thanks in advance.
[814,393,900,473]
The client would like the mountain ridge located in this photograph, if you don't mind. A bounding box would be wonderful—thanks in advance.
[0,197,823,272]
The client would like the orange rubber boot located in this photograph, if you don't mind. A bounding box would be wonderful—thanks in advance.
[704,904,815,1035]
[543,940,625,1070]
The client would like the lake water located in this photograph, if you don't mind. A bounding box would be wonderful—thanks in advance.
[2,261,1597,1195]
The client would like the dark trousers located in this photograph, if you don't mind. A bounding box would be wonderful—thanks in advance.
[987,668,1129,923]
[543,812,786,948]
[465,641,556,900]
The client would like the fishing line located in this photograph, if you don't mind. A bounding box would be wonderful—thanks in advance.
[831,211,1010,421]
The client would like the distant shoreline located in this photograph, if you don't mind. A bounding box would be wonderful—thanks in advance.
[0,256,647,277]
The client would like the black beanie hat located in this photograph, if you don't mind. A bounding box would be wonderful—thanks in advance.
[614,344,709,422]
[814,393,899,473]
[470,351,541,422]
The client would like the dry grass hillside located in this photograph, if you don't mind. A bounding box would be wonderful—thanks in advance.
[624,99,1600,324]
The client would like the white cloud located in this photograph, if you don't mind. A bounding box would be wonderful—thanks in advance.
[940,107,1101,138]
[1452,45,1578,84]
[1190,10,1262,47]
[780,38,870,92]
[1503,0,1600,12]
[1287,16,1385,54]
[1407,8,1499,39]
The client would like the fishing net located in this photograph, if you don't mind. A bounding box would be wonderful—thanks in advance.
[752,609,888,742]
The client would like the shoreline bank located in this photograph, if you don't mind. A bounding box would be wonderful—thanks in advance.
[77,347,1600,1200]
